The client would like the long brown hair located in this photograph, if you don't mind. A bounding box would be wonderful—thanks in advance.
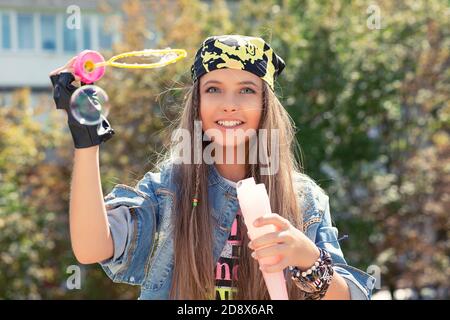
[156,79,307,300]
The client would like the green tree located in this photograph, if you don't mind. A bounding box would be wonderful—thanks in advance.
[1,0,448,299]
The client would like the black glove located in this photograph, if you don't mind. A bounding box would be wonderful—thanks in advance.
[50,72,115,149]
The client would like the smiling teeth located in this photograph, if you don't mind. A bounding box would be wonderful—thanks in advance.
[217,120,243,127]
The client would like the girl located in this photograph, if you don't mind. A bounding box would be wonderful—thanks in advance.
[50,35,375,300]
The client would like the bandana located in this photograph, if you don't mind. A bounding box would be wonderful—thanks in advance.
[191,35,285,91]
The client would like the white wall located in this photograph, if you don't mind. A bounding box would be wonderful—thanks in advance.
[0,1,121,89]
[1,52,78,88]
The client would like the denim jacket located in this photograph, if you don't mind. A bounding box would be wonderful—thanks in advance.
[99,162,376,299]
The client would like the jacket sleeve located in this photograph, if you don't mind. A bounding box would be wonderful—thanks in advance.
[98,174,159,286]
[314,190,376,300]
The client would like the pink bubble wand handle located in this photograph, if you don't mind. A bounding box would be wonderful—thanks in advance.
[73,50,106,84]
[236,178,289,300]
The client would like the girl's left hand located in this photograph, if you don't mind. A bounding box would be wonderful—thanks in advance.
[248,213,320,273]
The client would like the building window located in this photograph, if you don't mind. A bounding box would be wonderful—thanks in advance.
[41,14,56,52]
[1,13,11,49]
[63,23,78,52]
[98,16,112,50]
[82,15,91,50]
[18,13,35,50]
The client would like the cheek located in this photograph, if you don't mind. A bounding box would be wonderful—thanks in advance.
[246,108,263,129]
[199,103,214,128]
[245,94,263,126]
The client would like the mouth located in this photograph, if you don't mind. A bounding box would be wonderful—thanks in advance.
[215,120,245,128]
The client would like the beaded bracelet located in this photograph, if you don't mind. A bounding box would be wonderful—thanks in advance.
[288,247,334,300]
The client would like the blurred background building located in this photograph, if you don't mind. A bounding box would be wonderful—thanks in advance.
[0,0,124,106]
[0,0,448,300]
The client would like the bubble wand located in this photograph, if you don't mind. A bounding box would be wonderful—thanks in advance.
[73,48,187,84]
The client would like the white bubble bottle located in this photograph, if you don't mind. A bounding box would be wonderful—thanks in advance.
[236,177,289,300]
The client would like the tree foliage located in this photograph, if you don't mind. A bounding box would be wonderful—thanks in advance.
[0,0,448,299]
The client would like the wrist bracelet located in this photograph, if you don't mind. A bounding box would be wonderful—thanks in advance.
[288,247,334,300]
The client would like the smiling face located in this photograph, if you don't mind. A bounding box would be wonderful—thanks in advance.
[199,68,263,147]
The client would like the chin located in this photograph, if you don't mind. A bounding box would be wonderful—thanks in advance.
[210,133,249,147]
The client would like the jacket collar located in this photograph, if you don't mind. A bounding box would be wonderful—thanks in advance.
[207,164,237,198]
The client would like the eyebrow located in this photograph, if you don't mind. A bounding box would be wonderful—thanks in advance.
[202,80,259,87]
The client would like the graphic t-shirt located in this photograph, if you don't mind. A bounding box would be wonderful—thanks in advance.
[214,208,243,300]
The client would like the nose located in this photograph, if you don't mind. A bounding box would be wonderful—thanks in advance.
[222,94,239,113]
[223,105,237,113]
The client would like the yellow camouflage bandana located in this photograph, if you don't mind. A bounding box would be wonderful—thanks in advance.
[191,35,286,91]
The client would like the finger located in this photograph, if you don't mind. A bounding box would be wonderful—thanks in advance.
[62,65,75,76]
[69,67,81,82]
[49,57,77,77]
[64,56,77,69]
[49,66,65,76]
[62,68,81,83]
[253,213,291,231]
[259,257,289,273]
[252,243,289,260]
[248,231,290,250]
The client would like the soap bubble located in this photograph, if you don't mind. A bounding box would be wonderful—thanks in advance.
[159,53,178,65]
[70,85,110,125]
